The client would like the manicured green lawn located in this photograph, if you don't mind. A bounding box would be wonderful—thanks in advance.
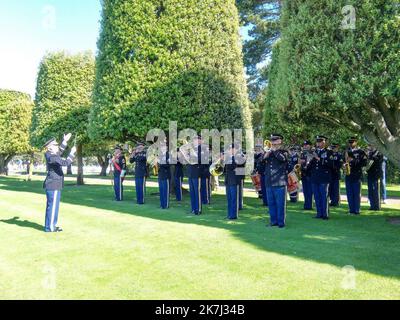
[0,175,399,300]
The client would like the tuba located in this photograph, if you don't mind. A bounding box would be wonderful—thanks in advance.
[209,157,224,177]
[264,139,272,152]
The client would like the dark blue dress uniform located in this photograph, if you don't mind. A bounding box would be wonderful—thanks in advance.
[263,149,289,228]
[200,161,212,205]
[309,147,333,219]
[345,148,367,214]
[255,152,268,206]
[300,147,314,210]
[367,149,383,211]
[187,145,203,215]
[329,149,343,207]
[158,151,171,209]
[174,161,184,201]
[224,155,241,220]
[237,154,246,210]
[288,151,300,203]
[130,150,148,204]
[43,139,75,233]
[112,153,127,201]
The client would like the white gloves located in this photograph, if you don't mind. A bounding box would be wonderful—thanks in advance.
[63,133,72,145]
[70,146,77,157]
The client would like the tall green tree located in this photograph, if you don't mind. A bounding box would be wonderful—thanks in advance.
[0,90,33,175]
[30,51,95,184]
[236,0,281,99]
[90,0,252,142]
[265,0,400,167]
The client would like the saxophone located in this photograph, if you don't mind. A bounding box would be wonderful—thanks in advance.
[343,150,351,176]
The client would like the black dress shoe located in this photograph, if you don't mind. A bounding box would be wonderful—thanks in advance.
[278,225,285,229]
[55,227,63,232]
[322,217,329,220]
[267,224,278,227]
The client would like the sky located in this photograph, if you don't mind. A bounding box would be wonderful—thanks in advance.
[0,0,102,97]
[0,0,251,98]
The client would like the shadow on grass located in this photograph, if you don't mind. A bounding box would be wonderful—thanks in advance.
[0,216,44,232]
[1,176,400,280]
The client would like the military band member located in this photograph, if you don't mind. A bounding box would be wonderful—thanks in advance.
[344,137,367,215]
[381,156,388,204]
[263,134,289,228]
[255,144,268,206]
[112,145,127,201]
[309,135,333,220]
[43,134,76,233]
[237,151,246,211]
[158,145,171,209]
[200,159,212,205]
[130,143,148,204]
[329,143,343,207]
[366,144,383,211]
[224,145,241,220]
[288,146,300,203]
[186,136,203,215]
[300,141,313,210]
[174,156,184,202]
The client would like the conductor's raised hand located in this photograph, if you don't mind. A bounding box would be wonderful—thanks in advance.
[70,146,77,156]
[63,133,72,143]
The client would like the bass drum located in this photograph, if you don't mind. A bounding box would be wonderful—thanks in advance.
[287,171,299,195]
[251,173,262,195]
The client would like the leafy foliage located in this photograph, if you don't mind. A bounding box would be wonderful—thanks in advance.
[90,0,252,141]
[236,0,281,99]
[30,51,95,147]
[0,90,33,155]
[264,0,400,165]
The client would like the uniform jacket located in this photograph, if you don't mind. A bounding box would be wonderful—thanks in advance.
[345,148,368,182]
[330,152,343,181]
[300,150,313,178]
[158,151,171,180]
[130,151,148,178]
[112,155,127,177]
[288,153,299,173]
[367,150,383,180]
[187,145,203,179]
[43,142,74,191]
[224,156,241,186]
[309,148,333,184]
[263,149,289,188]
[254,152,265,175]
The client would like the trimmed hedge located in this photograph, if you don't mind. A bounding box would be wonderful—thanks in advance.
[90,0,252,141]
[0,89,33,155]
[30,51,95,147]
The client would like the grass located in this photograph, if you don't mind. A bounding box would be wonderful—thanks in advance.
[0,174,399,300]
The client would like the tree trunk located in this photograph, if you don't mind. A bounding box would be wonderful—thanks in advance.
[67,164,73,175]
[77,144,84,186]
[97,155,109,176]
[0,154,13,176]
[27,153,34,181]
